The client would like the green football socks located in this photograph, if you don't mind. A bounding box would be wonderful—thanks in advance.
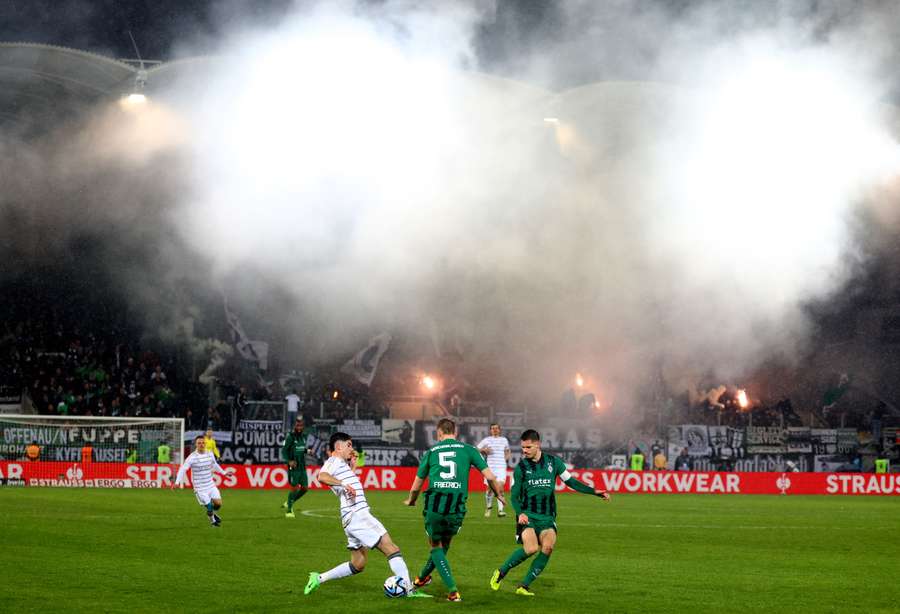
[287,487,307,511]
[430,547,457,592]
[418,545,448,579]
[500,547,530,575]
[521,552,550,587]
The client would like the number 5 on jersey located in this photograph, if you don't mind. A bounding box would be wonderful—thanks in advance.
[438,451,457,479]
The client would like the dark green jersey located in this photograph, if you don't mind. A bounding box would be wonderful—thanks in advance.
[511,453,572,521]
[282,430,309,464]
[417,438,488,515]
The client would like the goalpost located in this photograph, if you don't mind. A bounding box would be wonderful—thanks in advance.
[0,414,184,487]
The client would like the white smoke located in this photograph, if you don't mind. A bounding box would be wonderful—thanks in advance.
[149,1,900,405]
[5,0,900,410]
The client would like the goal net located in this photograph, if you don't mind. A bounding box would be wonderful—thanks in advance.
[0,414,184,487]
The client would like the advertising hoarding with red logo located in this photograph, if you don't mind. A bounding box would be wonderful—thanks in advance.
[2,462,899,495]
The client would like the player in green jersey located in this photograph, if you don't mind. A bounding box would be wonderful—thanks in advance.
[404,418,506,602]
[281,416,311,518]
[490,428,609,596]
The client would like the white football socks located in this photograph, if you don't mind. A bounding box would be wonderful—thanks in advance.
[319,562,356,583]
[387,553,411,587]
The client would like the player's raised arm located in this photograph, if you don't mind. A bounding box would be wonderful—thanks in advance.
[557,458,609,500]
[318,469,356,499]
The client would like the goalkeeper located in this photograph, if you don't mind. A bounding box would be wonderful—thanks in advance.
[282,416,311,518]
[489,429,609,596]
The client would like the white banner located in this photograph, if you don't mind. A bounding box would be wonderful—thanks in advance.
[223,296,269,370]
[340,419,382,440]
[341,332,391,386]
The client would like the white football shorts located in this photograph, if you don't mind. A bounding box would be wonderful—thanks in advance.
[343,509,387,550]
[485,468,507,486]
[194,486,222,506]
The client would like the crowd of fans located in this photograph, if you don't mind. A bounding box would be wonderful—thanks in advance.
[4,318,181,420]
[0,294,891,437]
[233,370,390,424]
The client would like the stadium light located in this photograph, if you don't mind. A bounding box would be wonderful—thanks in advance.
[120,69,148,107]
[575,372,584,388]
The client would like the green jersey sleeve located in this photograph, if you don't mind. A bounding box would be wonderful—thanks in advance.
[281,433,293,462]
[510,462,526,515]
[564,475,596,495]
[469,444,488,471]
[416,450,431,479]
[553,455,595,494]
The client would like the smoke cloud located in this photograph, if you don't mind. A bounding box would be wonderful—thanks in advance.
[3,0,900,413]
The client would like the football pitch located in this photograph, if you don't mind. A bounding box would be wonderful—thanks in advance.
[1,489,897,613]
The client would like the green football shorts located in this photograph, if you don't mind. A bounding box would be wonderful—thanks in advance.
[423,511,465,540]
[516,517,558,543]
[288,466,308,487]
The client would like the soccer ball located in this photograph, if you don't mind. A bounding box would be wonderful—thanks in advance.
[383,575,409,598]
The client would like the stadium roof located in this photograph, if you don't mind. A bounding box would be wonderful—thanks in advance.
[0,43,137,132]
[3,41,897,143]
[0,42,222,135]
[0,41,667,140]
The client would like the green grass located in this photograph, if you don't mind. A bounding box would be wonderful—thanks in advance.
[1,489,898,613]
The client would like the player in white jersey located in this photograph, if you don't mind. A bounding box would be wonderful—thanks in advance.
[304,432,431,598]
[478,423,511,517]
[173,435,230,527]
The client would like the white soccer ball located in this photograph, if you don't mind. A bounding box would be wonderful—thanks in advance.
[383,575,409,598]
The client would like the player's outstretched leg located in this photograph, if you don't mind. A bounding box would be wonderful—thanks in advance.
[491,547,531,589]
[304,572,321,595]
[519,551,552,589]
[286,485,307,517]
[429,546,460,600]
[517,529,555,595]
[204,502,218,526]
[375,536,432,599]
[494,525,539,590]
[415,544,447,587]
[306,560,362,595]
[484,490,493,517]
